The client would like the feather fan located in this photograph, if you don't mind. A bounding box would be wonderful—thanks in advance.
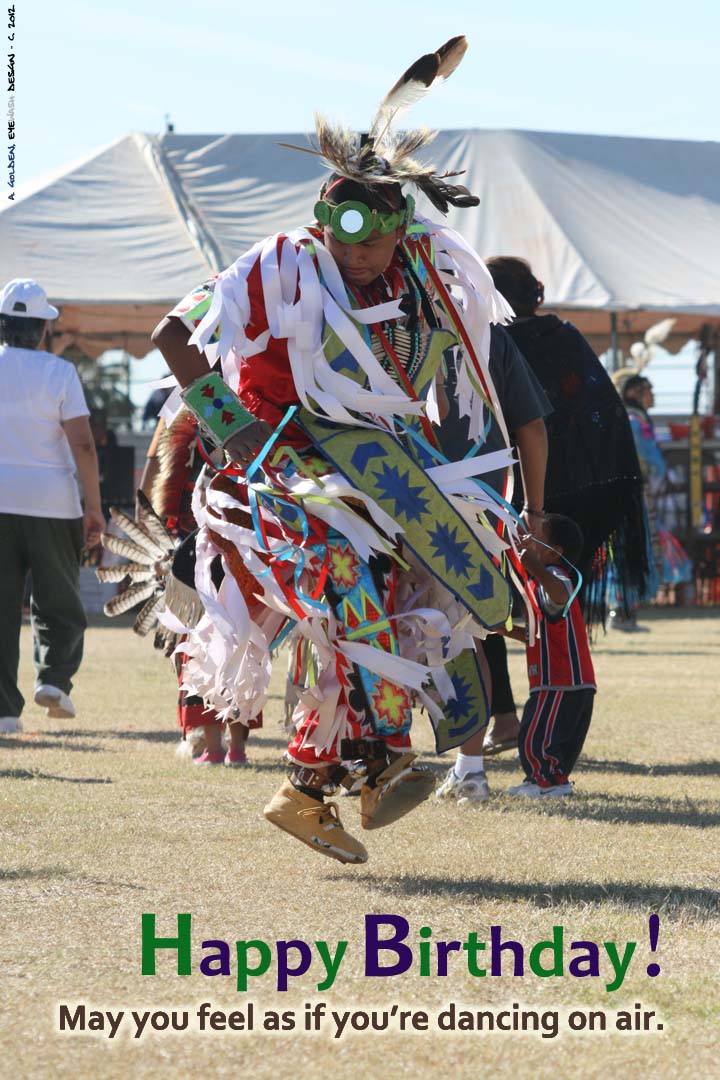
[99,495,179,637]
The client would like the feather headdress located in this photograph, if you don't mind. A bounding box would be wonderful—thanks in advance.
[611,318,676,395]
[279,35,479,215]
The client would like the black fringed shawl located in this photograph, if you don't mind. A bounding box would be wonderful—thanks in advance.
[507,315,650,627]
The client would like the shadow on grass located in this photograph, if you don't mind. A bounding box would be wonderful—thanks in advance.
[50,728,286,746]
[0,735,105,753]
[493,792,719,828]
[346,873,720,916]
[187,761,287,776]
[52,728,179,744]
[251,736,294,751]
[0,866,145,891]
[0,767,112,784]
[48,728,291,757]
[0,866,71,881]
[435,757,720,780]
[580,758,720,778]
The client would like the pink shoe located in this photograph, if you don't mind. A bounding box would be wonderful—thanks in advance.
[224,748,248,768]
[193,749,225,766]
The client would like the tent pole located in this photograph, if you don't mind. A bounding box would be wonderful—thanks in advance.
[123,350,132,428]
[610,312,618,372]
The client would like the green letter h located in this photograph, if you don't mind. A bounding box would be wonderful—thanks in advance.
[141,913,192,975]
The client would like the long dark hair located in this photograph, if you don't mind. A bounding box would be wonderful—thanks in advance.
[486,256,543,317]
[622,374,651,407]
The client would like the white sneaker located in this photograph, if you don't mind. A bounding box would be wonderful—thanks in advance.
[436,766,491,805]
[0,716,23,734]
[507,780,574,798]
[34,685,76,719]
[540,782,573,797]
[507,780,543,797]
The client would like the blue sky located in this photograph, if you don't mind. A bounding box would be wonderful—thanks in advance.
[17,0,719,189]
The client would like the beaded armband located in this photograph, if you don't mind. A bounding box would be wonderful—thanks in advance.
[180,372,257,448]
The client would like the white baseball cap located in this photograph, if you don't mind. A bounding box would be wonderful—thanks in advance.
[0,278,59,320]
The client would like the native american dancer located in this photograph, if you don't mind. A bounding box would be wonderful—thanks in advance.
[621,377,693,603]
[151,36,534,864]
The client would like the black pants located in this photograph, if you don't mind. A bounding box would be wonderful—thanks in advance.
[482,633,516,714]
[518,688,595,786]
[0,513,86,718]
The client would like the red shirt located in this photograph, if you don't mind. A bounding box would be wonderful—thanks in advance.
[526,567,596,691]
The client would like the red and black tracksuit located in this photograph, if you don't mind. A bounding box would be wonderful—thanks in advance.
[518,567,596,787]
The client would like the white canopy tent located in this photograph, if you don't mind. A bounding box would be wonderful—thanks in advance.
[2,128,719,360]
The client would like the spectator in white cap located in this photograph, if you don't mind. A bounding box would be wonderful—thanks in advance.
[0,278,105,733]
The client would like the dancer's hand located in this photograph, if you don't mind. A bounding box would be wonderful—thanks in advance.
[225,419,275,465]
[520,507,546,539]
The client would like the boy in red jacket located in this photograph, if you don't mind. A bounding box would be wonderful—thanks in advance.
[508,514,596,798]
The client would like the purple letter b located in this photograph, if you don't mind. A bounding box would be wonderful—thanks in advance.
[365,915,413,976]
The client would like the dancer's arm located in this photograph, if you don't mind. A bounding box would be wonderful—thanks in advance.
[515,417,547,536]
[151,316,208,389]
[151,316,273,461]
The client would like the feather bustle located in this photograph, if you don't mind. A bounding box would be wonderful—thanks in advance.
[134,593,164,637]
[136,490,175,552]
[101,535,157,566]
[109,507,165,558]
[96,563,155,583]
[104,581,157,617]
[151,410,199,522]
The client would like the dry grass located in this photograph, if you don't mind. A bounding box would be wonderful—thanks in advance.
[1,609,718,1079]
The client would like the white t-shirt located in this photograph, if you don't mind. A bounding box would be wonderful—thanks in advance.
[0,345,90,518]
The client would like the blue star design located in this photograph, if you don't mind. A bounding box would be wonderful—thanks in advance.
[444,675,477,726]
[428,521,472,578]
[468,568,494,602]
[408,439,436,470]
[373,463,430,523]
[351,441,386,473]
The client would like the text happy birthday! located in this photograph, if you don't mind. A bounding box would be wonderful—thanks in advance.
[139,912,660,994]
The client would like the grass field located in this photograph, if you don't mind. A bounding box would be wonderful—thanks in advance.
[1,609,719,1079]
